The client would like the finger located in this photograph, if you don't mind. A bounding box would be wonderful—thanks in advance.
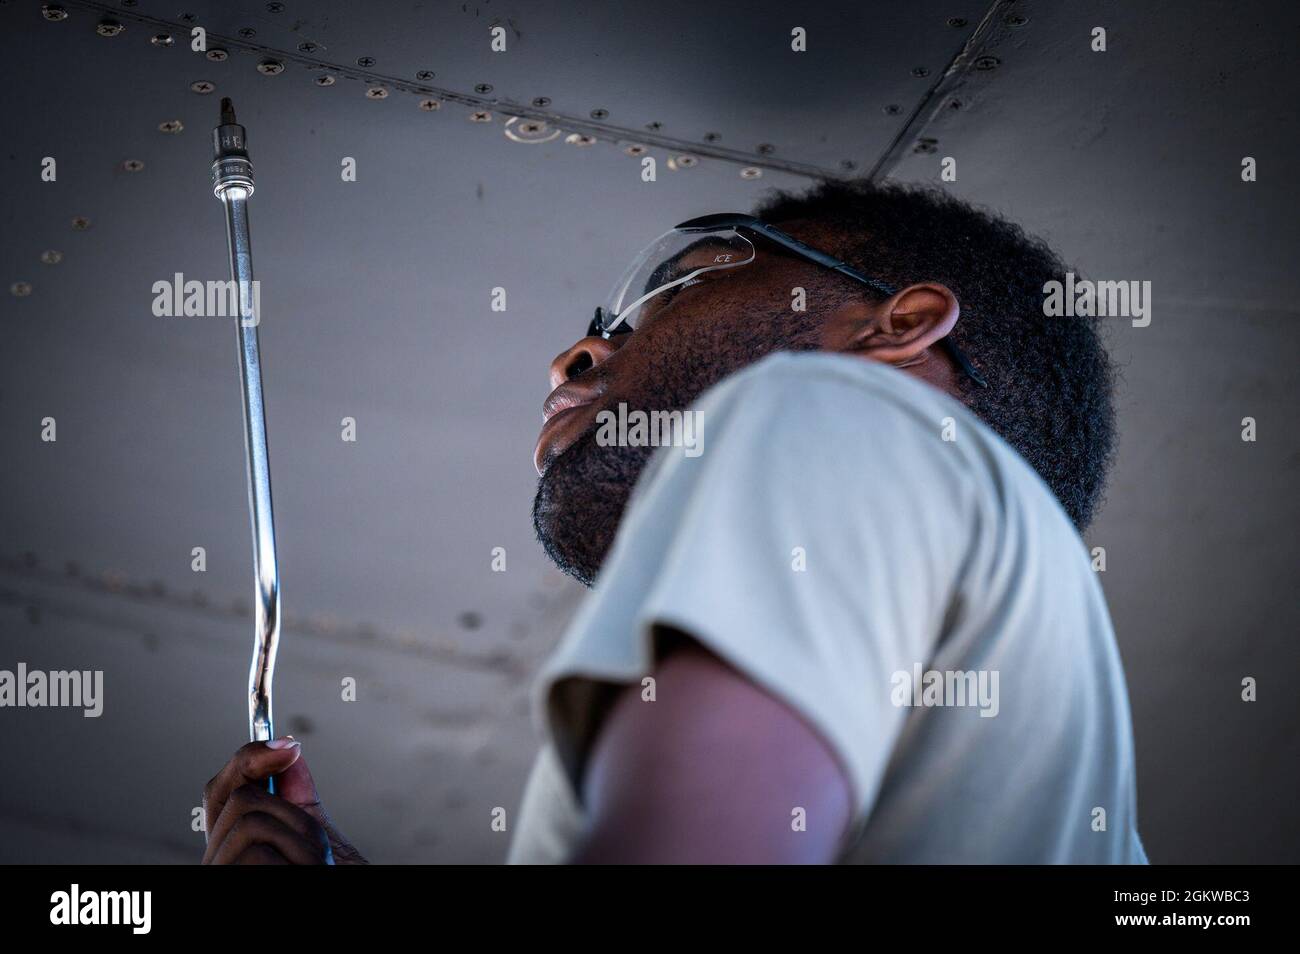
[202,783,329,865]
[235,844,290,865]
[209,811,328,866]
[202,739,301,840]
[274,747,328,826]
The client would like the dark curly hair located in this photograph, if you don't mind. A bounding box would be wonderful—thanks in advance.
[754,179,1116,530]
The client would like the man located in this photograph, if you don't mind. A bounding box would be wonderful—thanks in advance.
[200,180,1146,864]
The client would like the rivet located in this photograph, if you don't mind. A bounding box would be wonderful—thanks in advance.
[590,108,608,120]
[10,282,33,297]
[565,133,595,146]
[151,33,173,47]
[257,59,285,75]
[474,83,493,94]
[71,216,91,231]
[238,27,257,39]
[418,98,440,110]
[365,86,388,99]
[469,110,492,123]
[206,48,228,62]
[96,19,124,37]
[314,74,335,86]
[190,80,215,94]
[416,70,435,81]
[974,55,1000,71]
[531,96,551,107]
[740,167,762,179]
[121,159,145,172]
[41,5,68,21]
[356,56,376,67]
[41,250,63,265]
[158,119,184,133]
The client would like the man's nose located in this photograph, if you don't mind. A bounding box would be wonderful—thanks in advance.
[549,336,619,389]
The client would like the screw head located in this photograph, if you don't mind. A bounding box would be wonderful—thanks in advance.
[158,119,183,133]
[257,59,285,76]
[756,143,775,155]
[624,144,647,157]
[40,250,63,265]
[474,83,493,94]
[913,137,938,154]
[674,155,698,168]
[469,110,492,123]
[590,108,608,120]
[1006,13,1029,27]
[911,66,930,78]
[238,27,257,39]
[151,33,173,47]
[206,48,228,62]
[947,17,967,28]
[645,121,663,132]
[740,167,762,179]
[10,282,33,297]
[531,96,551,108]
[314,74,336,86]
[883,103,902,115]
[71,216,91,231]
[298,41,319,54]
[565,133,595,146]
[266,1,285,11]
[975,55,1001,71]
[365,86,388,99]
[121,159,144,172]
[96,19,124,37]
[356,56,376,67]
[418,98,441,111]
[416,70,435,81]
[190,80,215,94]
[41,5,68,21]
[840,159,857,171]
[703,131,720,143]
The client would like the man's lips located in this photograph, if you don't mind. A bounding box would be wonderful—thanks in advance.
[535,381,604,474]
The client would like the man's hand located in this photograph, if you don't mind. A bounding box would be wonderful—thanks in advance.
[201,738,367,864]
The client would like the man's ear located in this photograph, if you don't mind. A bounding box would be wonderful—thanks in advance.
[830,283,960,368]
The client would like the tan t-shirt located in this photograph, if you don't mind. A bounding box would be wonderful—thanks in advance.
[509,352,1146,864]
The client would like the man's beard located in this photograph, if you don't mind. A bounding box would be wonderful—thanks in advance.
[532,421,655,587]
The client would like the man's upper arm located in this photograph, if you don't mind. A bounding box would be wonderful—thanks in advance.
[573,635,853,864]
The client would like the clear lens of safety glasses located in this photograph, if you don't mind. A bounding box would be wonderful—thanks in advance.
[602,228,756,333]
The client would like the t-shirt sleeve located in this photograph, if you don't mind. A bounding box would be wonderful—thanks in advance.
[535,356,980,822]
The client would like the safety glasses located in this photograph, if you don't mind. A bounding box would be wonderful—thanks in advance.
[587,212,988,388]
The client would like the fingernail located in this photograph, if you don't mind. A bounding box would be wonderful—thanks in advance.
[266,737,300,750]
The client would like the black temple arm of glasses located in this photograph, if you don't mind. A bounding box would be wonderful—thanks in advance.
[676,214,988,388]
